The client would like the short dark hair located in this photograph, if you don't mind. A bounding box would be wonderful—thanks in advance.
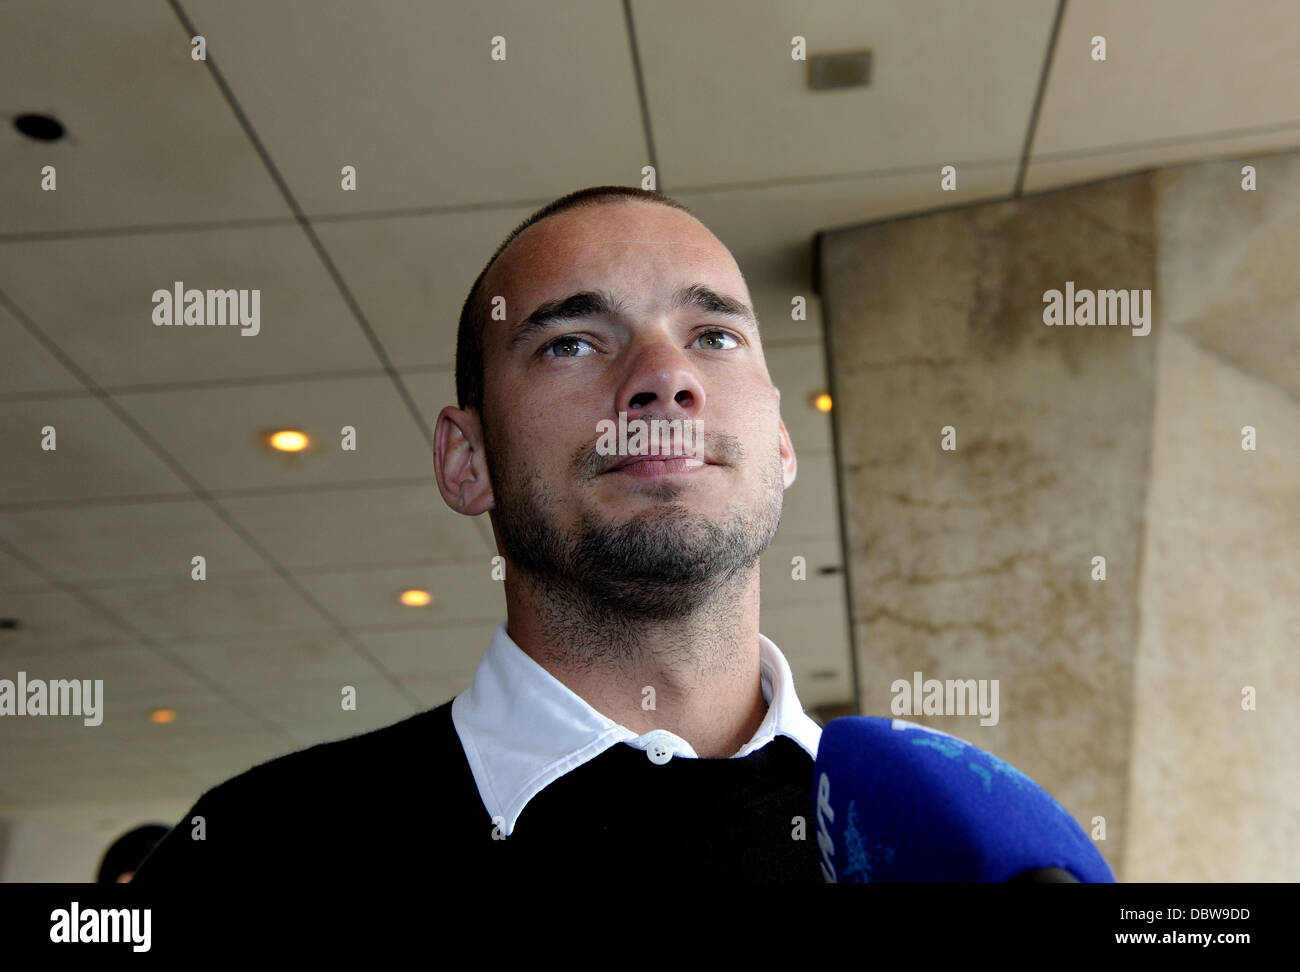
[454,186,699,417]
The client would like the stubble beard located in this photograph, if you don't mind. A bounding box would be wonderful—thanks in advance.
[485,427,784,670]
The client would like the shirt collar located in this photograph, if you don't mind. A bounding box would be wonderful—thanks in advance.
[451,620,822,837]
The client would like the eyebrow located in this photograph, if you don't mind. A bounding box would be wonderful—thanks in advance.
[507,284,759,349]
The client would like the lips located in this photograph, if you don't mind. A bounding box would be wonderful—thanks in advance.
[604,450,715,473]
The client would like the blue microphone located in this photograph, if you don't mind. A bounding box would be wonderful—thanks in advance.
[813,717,1115,882]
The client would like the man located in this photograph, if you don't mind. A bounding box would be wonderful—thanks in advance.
[135,185,822,884]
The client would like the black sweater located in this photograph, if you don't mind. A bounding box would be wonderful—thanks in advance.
[134,698,823,884]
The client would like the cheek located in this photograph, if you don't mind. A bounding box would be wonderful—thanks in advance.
[730,405,774,445]
[520,420,597,482]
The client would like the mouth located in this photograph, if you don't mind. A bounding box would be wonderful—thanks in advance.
[602,451,717,477]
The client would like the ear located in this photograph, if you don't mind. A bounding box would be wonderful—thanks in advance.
[777,418,797,489]
[775,386,797,488]
[433,406,495,515]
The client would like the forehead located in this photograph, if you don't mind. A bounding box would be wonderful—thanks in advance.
[483,201,747,316]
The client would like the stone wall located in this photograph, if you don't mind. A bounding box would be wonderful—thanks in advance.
[817,152,1299,880]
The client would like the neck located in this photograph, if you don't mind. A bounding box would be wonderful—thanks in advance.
[504,564,767,758]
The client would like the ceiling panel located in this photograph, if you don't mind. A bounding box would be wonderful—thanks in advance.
[0,499,267,584]
[0,736,198,814]
[163,628,376,691]
[766,343,834,455]
[59,766,198,805]
[234,676,415,730]
[402,368,466,433]
[759,537,846,607]
[0,587,137,655]
[0,545,51,589]
[1032,0,1300,159]
[97,691,272,738]
[315,208,538,371]
[1025,130,1300,195]
[0,682,270,775]
[85,571,333,642]
[0,697,124,744]
[0,0,290,236]
[760,602,853,707]
[635,0,1053,187]
[183,0,647,214]
[293,562,507,630]
[673,166,1021,317]
[0,785,193,823]
[0,301,83,396]
[0,395,190,504]
[353,621,500,680]
[112,375,432,492]
[220,482,489,571]
[114,725,295,783]
[0,735,147,788]
[401,672,476,709]
[48,642,215,704]
[771,447,839,543]
[0,227,381,387]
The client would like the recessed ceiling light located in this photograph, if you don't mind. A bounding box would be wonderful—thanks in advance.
[13,113,66,142]
[150,708,176,724]
[267,429,309,452]
[398,589,432,607]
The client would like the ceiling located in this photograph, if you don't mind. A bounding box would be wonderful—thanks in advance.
[2,0,1299,834]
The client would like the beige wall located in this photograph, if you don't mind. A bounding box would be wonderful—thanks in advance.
[1124,154,1300,881]
[818,151,1299,881]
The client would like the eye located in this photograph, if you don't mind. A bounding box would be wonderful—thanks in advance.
[696,329,740,350]
[541,335,596,357]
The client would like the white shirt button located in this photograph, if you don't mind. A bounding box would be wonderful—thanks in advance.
[647,740,672,765]
[640,730,682,764]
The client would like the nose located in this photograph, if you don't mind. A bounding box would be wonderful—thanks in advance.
[616,341,707,422]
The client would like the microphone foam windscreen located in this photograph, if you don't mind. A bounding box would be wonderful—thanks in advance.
[814,717,1115,882]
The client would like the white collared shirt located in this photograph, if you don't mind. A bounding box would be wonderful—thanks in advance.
[451,620,823,837]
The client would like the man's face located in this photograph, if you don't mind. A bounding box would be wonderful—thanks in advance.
[476,200,797,616]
